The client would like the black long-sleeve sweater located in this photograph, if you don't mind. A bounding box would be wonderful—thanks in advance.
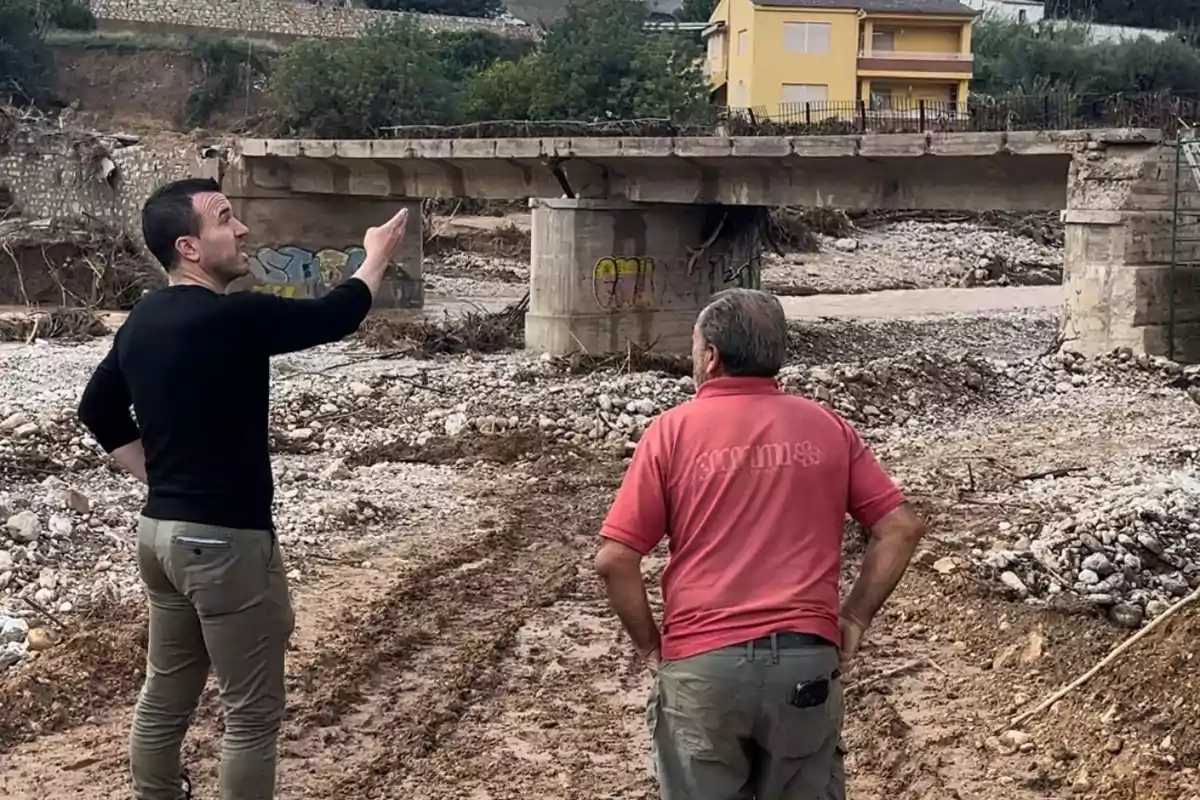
[78,279,374,531]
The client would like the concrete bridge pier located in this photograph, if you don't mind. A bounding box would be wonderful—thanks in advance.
[1062,140,1200,362]
[225,185,425,308]
[524,198,762,355]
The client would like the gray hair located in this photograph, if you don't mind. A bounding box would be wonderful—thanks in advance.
[695,288,788,377]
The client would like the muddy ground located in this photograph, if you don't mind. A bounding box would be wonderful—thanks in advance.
[0,211,1196,799]
[2,316,1198,800]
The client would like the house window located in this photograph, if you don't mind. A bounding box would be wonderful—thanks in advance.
[783,22,831,54]
[737,29,748,55]
[1018,8,1027,21]
[781,83,828,105]
[871,29,895,52]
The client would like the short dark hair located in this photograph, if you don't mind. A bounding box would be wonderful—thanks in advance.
[696,288,788,378]
[141,178,221,270]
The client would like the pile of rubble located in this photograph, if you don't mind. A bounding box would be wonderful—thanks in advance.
[764,220,1064,295]
[997,468,1200,628]
[4,334,1200,672]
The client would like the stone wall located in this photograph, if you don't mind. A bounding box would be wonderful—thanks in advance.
[1062,132,1200,362]
[87,0,536,42]
[1,120,210,247]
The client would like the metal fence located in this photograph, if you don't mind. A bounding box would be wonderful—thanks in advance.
[722,92,1200,137]
[375,92,1200,139]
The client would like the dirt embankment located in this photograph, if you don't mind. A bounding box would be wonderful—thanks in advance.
[52,47,268,134]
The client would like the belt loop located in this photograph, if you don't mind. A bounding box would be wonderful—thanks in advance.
[747,637,755,662]
[770,632,780,664]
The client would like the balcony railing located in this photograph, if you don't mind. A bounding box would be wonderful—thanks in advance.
[858,49,974,62]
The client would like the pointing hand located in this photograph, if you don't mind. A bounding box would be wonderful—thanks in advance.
[363,207,409,261]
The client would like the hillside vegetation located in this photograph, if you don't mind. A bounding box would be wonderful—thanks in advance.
[4,0,1200,136]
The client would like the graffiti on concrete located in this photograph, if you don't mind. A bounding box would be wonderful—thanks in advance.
[593,256,656,311]
[247,245,366,297]
[245,245,422,309]
[590,250,762,313]
[712,251,761,290]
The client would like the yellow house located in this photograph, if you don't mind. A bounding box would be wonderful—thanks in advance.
[703,0,977,116]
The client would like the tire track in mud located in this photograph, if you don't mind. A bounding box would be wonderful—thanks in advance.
[278,469,610,797]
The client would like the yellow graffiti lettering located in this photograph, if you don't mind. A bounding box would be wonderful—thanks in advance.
[315,249,351,284]
[592,255,655,311]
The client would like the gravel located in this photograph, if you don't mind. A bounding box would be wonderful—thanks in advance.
[2,214,1197,673]
[765,220,1064,295]
[4,315,1200,676]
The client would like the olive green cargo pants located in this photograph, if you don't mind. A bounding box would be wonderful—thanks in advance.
[647,633,845,800]
[131,517,295,800]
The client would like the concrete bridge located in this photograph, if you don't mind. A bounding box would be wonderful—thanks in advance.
[221,128,1200,361]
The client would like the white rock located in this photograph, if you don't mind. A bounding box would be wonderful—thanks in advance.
[0,550,11,571]
[349,381,373,398]
[1000,571,1029,597]
[13,422,38,438]
[832,238,858,252]
[319,458,350,481]
[0,412,30,433]
[444,412,470,437]
[0,641,25,671]
[5,511,41,544]
[1,615,29,645]
[48,515,72,537]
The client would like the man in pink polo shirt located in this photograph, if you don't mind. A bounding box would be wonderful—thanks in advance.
[595,288,926,799]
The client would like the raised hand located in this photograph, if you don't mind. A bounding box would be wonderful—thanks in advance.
[363,207,409,261]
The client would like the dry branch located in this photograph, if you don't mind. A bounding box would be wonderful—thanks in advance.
[844,657,939,695]
[999,583,1200,733]
[0,308,109,342]
[355,293,529,355]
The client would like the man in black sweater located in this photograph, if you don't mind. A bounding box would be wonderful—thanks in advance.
[77,178,409,800]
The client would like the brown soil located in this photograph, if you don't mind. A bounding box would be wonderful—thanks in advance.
[0,603,146,752]
[53,48,268,134]
[2,405,1198,799]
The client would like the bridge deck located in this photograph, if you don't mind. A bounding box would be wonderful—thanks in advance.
[230,128,1162,211]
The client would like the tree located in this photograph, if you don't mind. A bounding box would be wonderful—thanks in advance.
[971,16,1200,97]
[0,0,56,105]
[433,29,534,84]
[1044,0,1200,32]
[270,17,459,136]
[461,56,542,120]
[677,0,716,23]
[495,0,712,121]
[364,0,504,19]
[621,34,713,122]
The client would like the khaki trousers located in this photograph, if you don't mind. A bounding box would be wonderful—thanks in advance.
[131,516,295,800]
[647,634,845,800]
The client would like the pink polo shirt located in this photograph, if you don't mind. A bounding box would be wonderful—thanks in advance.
[600,376,905,661]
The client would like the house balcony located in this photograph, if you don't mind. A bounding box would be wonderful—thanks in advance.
[857,50,974,75]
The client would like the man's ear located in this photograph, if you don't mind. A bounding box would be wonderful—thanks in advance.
[175,235,201,265]
[704,344,722,376]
